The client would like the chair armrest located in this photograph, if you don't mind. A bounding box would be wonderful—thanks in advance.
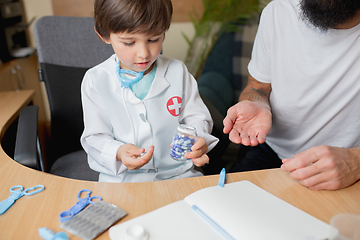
[13,105,42,170]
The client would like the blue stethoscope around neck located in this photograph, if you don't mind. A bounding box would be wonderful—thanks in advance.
[115,63,145,88]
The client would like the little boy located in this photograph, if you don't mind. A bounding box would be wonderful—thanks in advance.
[80,0,219,182]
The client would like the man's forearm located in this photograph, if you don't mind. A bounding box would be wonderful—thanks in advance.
[239,75,272,110]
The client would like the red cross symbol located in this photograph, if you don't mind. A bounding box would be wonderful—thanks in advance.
[167,96,182,116]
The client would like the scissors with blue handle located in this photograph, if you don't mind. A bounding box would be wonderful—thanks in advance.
[0,185,45,215]
[59,189,102,223]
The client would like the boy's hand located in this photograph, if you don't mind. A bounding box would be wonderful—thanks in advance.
[184,137,209,167]
[117,144,154,170]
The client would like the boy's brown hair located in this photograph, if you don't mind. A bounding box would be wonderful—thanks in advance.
[94,0,173,39]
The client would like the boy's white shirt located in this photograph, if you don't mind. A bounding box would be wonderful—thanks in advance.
[81,54,218,182]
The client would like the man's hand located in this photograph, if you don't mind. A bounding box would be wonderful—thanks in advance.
[281,145,360,190]
[117,144,154,170]
[223,100,272,146]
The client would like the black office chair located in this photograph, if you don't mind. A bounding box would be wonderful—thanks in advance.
[14,16,114,180]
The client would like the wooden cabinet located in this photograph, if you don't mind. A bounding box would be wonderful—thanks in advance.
[51,0,203,22]
[0,54,49,158]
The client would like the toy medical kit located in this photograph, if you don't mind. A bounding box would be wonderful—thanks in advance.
[59,189,102,223]
[116,65,144,88]
[218,168,226,188]
[170,124,197,161]
[61,201,127,240]
[38,227,69,240]
[0,185,45,215]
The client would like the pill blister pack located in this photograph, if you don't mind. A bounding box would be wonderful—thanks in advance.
[61,201,127,240]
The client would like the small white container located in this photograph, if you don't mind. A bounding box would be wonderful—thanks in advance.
[329,213,360,240]
[122,225,148,240]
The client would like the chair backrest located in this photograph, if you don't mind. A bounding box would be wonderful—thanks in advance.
[34,16,114,168]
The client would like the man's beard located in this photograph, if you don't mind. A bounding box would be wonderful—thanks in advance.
[300,0,360,31]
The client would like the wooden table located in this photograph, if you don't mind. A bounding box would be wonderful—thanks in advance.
[1,90,360,240]
[0,90,35,140]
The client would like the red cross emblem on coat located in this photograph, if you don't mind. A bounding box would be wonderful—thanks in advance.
[167,96,182,116]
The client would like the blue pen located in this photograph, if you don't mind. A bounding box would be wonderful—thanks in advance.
[218,168,226,187]
[192,205,235,240]
[191,169,233,240]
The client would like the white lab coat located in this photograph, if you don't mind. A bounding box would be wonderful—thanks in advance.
[81,54,218,182]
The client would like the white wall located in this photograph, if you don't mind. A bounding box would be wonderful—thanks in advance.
[162,22,195,62]
[22,0,54,48]
[22,0,270,62]
[22,1,195,62]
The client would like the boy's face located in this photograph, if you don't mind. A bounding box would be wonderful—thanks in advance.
[103,31,164,74]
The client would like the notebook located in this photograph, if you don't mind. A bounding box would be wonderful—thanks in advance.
[109,180,333,240]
